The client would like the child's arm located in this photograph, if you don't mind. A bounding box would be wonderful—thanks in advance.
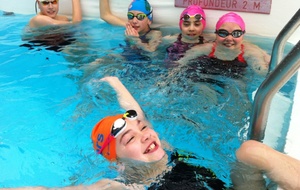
[243,42,270,76]
[72,0,82,23]
[177,43,212,65]
[99,0,126,26]
[126,30,163,52]
[236,140,300,190]
[100,76,145,120]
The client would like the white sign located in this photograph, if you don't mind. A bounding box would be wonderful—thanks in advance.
[175,0,272,14]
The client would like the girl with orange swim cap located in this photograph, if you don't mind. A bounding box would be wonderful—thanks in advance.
[4,77,225,189]
[89,76,225,189]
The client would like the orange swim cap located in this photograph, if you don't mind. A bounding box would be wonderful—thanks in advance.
[91,114,123,161]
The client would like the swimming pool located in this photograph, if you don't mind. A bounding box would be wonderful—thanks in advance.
[0,12,296,188]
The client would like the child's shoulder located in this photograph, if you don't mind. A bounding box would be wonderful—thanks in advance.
[149,29,162,35]
[148,29,162,39]
[242,40,267,55]
[56,14,69,21]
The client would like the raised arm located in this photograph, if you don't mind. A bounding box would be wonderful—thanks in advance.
[100,76,145,119]
[72,0,82,23]
[99,0,126,26]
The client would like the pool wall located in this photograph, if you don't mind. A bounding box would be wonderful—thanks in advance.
[284,74,300,159]
[1,0,299,43]
[1,0,299,173]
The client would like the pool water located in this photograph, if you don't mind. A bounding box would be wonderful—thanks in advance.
[0,12,295,188]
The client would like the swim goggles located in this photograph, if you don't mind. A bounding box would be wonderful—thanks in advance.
[98,110,138,154]
[127,12,152,21]
[215,29,245,38]
[38,0,58,6]
[181,14,205,21]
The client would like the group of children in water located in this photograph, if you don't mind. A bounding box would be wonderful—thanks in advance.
[9,0,299,189]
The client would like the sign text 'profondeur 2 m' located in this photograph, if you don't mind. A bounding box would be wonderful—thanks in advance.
[175,0,272,14]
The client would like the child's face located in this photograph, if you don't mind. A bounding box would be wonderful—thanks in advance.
[38,0,59,18]
[128,11,152,34]
[115,118,165,162]
[215,22,244,50]
[181,17,204,41]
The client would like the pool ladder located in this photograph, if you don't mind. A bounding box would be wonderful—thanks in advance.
[249,8,300,141]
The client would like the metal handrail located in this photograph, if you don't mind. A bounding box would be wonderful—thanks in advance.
[269,8,300,71]
[250,41,300,141]
[249,8,300,141]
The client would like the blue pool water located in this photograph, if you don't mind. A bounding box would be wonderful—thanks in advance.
[0,12,295,188]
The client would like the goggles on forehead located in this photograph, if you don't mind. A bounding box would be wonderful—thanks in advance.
[98,110,138,154]
[215,29,245,38]
[181,14,205,22]
[39,0,58,6]
[127,12,152,21]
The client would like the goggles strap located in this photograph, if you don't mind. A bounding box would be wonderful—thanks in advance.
[98,110,137,155]
[98,134,113,154]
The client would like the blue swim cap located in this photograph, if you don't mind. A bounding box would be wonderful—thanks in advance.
[128,0,153,21]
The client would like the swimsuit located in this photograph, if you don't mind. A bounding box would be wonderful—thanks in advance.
[166,34,204,62]
[208,43,246,63]
[187,44,248,79]
[118,29,163,80]
[148,151,226,190]
[139,29,152,44]
[120,29,152,62]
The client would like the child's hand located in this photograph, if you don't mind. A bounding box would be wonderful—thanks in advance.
[125,22,139,37]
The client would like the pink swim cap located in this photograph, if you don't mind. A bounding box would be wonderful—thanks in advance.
[179,5,206,30]
[216,12,245,31]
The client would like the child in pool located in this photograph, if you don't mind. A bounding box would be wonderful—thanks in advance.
[29,0,82,28]
[164,5,210,64]
[1,77,226,190]
[91,76,226,189]
[23,0,83,52]
[177,12,270,76]
[99,0,162,52]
